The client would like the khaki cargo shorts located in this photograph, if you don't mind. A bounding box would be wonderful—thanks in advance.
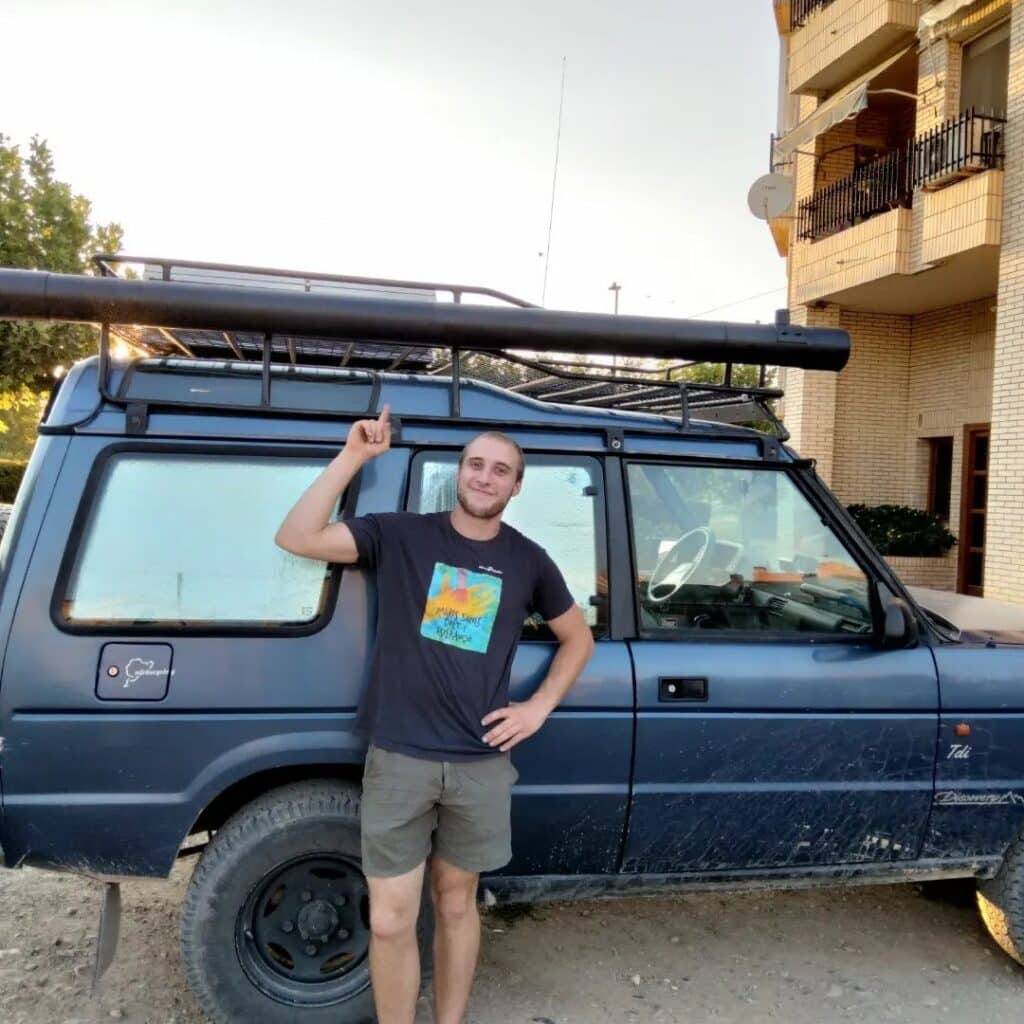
[359,744,519,878]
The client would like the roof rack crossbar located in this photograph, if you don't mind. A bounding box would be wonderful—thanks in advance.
[507,374,558,393]
[222,331,245,361]
[155,326,194,358]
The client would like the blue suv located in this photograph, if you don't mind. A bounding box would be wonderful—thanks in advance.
[1,256,1024,1023]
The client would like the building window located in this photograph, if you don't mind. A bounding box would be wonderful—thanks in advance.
[961,21,1010,118]
[927,437,954,521]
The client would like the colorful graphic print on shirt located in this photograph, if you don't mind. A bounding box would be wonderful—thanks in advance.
[420,562,502,653]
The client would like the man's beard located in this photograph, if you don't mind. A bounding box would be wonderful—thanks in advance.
[456,483,510,520]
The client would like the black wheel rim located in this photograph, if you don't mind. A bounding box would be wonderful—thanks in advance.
[236,853,371,1007]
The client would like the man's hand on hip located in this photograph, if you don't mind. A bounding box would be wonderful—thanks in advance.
[481,696,553,752]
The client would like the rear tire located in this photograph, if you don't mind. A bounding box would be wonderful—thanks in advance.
[180,780,433,1023]
[977,832,1024,966]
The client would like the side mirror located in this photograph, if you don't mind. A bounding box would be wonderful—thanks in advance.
[880,597,919,649]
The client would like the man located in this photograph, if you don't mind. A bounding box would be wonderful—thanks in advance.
[275,404,595,1024]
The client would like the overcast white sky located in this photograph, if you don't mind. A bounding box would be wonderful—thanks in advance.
[2,0,786,322]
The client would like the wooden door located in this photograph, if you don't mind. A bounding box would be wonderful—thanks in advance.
[958,425,990,596]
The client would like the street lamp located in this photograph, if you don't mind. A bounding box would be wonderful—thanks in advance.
[608,282,622,374]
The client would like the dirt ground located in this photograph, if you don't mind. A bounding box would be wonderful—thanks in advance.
[2,860,1024,1024]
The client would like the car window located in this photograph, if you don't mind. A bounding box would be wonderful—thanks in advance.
[61,453,338,626]
[409,452,606,637]
[627,463,872,636]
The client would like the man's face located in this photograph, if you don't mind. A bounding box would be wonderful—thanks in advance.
[456,437,522,520]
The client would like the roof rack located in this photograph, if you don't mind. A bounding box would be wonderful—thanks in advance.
[0,256,851,441]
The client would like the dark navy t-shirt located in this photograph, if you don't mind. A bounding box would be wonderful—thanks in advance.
[346,511,575,761]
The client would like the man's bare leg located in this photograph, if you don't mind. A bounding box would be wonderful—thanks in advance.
[430,855,482,1024]
[367,862,427,1024]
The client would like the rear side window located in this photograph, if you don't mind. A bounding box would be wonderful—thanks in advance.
[60,452,338,627]
[408,451,607,637]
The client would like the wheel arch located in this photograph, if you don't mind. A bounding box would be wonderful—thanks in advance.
[186,762,365,842]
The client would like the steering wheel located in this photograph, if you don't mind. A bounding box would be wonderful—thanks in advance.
[646,527,717,604]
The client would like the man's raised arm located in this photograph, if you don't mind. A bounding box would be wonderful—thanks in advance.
[274,404,391,564]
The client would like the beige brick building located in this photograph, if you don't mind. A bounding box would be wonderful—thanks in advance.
[769,0,1022,600]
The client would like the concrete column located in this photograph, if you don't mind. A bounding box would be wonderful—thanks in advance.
[916,35,962,135]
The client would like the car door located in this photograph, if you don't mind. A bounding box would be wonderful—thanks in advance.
[620,458,939,874]
[406,448,633,875]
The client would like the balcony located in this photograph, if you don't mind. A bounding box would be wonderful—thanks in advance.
[798,148,910,242]
[792,111,1006,312]
[918,109,1006,263]
[792,206,912,306]
[797,110,1005,243]
[922,170,1004,264]
[791,0,836,28]
[912,109,1006,191]
[788,0,919,96]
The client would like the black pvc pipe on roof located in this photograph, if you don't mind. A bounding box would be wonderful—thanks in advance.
[0,268,850,372]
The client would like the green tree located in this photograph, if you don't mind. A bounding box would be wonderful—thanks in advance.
[668,362,778,432]
[669,362,769,388]
[0,134,123,460]
[0,386,47,458]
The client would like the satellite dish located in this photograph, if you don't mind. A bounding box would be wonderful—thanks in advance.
[747,173,794,220]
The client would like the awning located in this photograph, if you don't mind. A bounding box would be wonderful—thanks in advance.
[773,46,916,160]
[920,0,979,33]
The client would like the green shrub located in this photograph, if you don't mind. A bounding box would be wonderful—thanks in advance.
[0,460,27,503]
[847,503,957,557]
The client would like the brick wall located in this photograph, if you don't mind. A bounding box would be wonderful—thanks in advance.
[793,94,822,210]
[916,36,962,134]
[781,304,841,485]
[812,109,903,191]
[907,300,995,555]
[816,120,859,188]
[832,310,912,504]
[986,0,1024,602]
[784,299,995,569]
[886,553,959,590]
[784,106,839,479]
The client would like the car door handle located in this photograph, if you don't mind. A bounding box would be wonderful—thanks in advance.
[659,677,708,702]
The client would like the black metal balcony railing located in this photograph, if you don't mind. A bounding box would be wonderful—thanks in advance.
[797,148,910,241]
[911,108,1006,190]
[797,111,1006,242]
[791,0,835,29]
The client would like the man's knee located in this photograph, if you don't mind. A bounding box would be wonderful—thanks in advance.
[369,898,420,941]
[430,861,479,926]
[367,865,425,941]
[432,886,476,925]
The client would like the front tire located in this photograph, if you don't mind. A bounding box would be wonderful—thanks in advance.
[978,832,1024,965]
[180,780,433,1023]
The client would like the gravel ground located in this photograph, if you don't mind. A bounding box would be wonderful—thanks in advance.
[2,860,1024,1023]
